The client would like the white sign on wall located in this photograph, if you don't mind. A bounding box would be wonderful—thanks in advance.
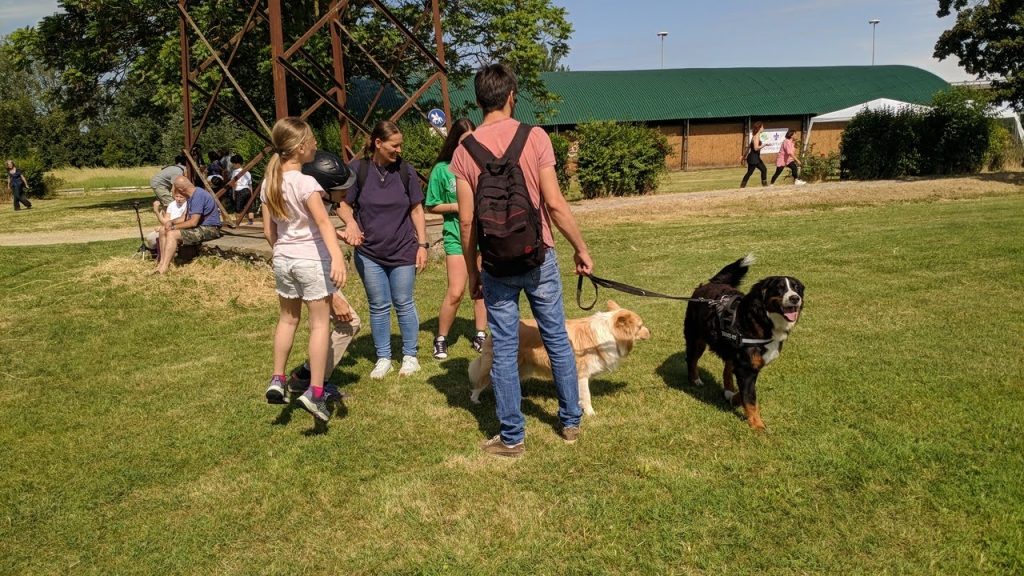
[757,128,789,155]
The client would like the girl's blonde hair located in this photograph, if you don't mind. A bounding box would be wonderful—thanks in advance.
[361,120,402,158]
[263,117,314,220]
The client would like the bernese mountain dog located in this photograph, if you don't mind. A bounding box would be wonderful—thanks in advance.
[684,255,804,431]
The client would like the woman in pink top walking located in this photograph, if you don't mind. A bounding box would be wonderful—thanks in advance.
[260,117,347,424]
[771,129,806,185]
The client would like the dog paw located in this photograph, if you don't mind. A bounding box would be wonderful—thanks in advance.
[469,392,482,404]
[691,378,704,387]
[584,407,596,417]
[723,389,736,402]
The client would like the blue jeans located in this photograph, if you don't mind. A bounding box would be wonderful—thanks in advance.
[354,251,419,359]
[482,249,581,445]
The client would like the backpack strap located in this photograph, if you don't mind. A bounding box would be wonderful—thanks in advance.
[461,123,534,171]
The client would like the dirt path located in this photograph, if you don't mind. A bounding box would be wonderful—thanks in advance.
[0,227,140,246]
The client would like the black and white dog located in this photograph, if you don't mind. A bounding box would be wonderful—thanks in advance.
[683,255,805,431]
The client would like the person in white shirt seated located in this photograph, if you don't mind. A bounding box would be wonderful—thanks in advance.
[229,154,253,213]
[146,189,188,252]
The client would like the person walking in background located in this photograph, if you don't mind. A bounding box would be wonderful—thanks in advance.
[260,117,347,424]
[337,120,429,379]
[771,129,806,186]
[6,160,32,211]
[740,121,768,188]
[149,155,186,207]
[425,118,488,360]
[451,63,594,458]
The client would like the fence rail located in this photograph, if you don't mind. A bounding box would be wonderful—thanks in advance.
[56,186,149,196]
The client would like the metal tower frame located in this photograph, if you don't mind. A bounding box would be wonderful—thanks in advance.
[176,0,452,227]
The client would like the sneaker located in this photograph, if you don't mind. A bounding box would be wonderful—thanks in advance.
[795,179,807,186]
[471,332,487,353]
[432,336,449,360]
[480,435,525,458]
[399,355,420,376]
[370,358,393,379]
[297,388,331,422]
[323,383,348,402]
[559,426,580,444]
[265,375,287,404]
[288,363,312,393]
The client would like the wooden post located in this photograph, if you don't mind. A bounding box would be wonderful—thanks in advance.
[268,0,289,120]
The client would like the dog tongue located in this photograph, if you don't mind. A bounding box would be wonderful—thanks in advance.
[784,310,800,322]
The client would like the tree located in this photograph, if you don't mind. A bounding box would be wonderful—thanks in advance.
[18,0,573,124]
[935,0,1024,109]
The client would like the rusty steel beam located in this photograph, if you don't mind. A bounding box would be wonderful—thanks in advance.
[179,0,194,164]
[366,0,447,74]
[194,0,262,141]
[267,0,288,120]
[183,147,235,228]
[282,0,349,61]
[431,0,451,128]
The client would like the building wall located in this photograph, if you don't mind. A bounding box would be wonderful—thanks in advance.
[806,121,847,156]
[656,118,811,170]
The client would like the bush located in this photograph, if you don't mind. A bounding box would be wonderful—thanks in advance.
[575,121,668,198]
[840,107,923,180]
[549,131,572,191]
[919,88,990,175]
[797,141,840,182]
[983,121,1018,171]
[396,119,443,173]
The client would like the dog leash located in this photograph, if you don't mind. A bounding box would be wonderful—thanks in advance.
[576,273,721,311]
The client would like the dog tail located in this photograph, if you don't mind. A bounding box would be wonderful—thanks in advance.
[708,254,755,287]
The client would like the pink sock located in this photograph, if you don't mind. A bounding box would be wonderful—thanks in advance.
[311,385,324,400]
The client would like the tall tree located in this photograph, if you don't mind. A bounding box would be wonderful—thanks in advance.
[17,0,573,123]
[934,0,1024,109]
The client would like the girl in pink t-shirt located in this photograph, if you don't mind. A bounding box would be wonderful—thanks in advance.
[260,117,347,424]
[770,129,806,185]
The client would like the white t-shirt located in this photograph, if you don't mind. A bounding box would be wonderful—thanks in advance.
[259,170,329,261]
[167,200,188,220]
[231,168,252,190]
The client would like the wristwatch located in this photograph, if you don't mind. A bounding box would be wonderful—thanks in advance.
[418,242,429,249]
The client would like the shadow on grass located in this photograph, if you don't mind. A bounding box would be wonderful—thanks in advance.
[657,351,743,421]
[79,194,155,212]
[969,171,1024,186]
[425,357,494,437]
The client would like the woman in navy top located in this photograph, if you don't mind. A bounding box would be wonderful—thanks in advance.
[338,121,429,379]
[6,160,32,210]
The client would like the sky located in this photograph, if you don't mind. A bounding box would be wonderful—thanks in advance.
[0,0,974,81]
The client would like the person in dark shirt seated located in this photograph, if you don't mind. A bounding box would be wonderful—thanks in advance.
[155,175,224,275]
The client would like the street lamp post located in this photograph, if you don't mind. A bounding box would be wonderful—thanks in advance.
[657,31,668,68]
[869,19,880,65]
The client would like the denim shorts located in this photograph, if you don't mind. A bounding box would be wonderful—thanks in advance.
[273,255,336,301]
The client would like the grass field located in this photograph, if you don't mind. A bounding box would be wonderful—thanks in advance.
[1,180,1023,574]
[50,165,163,191]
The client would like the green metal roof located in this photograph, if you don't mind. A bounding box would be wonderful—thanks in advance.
[444,65,949,126]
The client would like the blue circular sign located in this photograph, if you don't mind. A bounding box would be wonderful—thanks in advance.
[427,108,446,128]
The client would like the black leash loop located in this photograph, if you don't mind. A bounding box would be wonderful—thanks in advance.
[576,273,719,310]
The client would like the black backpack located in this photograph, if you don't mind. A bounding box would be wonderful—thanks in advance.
[461,123,545,277]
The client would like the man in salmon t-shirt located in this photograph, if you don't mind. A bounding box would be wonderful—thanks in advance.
[450,63,595,458]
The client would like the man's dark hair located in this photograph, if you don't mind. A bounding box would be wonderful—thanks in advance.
[475,63,518,114]
[174,154,187,166]
[208,151,219,163]
[231,154,243,164]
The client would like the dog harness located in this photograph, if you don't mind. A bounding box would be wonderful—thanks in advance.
[713,295,774,349]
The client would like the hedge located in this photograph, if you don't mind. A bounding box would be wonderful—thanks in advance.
[575,121,668,198]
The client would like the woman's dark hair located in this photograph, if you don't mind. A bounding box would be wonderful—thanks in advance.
[752,121,764,133]
[435,118,476,165]
[785,129,795,139]
[475,63,517,114]
[362,120,402,158]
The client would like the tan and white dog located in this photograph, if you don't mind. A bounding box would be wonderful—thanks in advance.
[469,300,651,415]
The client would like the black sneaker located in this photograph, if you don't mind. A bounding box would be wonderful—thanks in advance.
[432,336,449,360]
[471,332,487,353]
[288,363,312,393]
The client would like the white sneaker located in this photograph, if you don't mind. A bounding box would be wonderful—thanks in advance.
[795,179,807,185]
[370,358,393,379]
[399,355,420,376]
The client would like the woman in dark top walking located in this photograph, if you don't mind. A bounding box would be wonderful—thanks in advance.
[739,122,768,188]
[6,160,33,210]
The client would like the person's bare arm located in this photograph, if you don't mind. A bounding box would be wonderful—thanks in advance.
[538,165,592,275]
[456,177,482,299]
[426,202,457,215]
[335,201,363,246]
[410,203,429,272]
[262,209,276,248]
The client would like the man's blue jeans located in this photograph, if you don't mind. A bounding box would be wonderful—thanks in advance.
[482,249,582,445]
[354,251,419,359]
